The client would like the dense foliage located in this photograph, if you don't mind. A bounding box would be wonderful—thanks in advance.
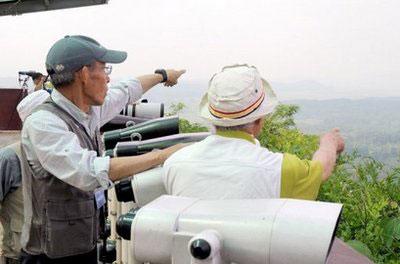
[319,154,400,263]
[175,103,400,263]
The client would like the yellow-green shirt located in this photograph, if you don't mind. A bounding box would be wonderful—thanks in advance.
[280,153,323,200]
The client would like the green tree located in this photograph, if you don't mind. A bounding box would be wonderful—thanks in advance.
[168,103,209,133]
[259,104,319,159]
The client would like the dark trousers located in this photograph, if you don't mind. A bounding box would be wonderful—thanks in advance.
[3,257,20,264]
[20,248,97,264]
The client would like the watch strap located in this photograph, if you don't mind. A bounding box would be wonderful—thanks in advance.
[155,69,168,83]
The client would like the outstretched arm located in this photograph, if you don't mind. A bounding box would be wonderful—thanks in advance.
[100,69,186,126]
[312,128,345,182]
[137,69,186,93]
[108,143,187,182]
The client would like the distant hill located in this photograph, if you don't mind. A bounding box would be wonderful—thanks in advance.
[287,97,400,166]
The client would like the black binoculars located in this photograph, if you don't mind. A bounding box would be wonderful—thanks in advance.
[114,132,210,157]
[103,116,179,150]
[100,115,150,132]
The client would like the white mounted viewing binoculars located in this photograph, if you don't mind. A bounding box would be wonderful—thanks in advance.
[114,168,343,264]
[117,195,342,264]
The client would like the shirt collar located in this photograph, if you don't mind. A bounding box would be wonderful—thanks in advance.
[50,88,92,123]
[215,130,256,144]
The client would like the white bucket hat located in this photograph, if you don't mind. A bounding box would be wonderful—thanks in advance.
[199,64,278,127]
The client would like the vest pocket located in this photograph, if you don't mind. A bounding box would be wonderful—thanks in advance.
[44,199,96,258]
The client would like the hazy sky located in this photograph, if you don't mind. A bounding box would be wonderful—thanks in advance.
[0,0,399,98]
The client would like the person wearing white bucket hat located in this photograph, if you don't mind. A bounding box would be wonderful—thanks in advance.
[164,64,344,200]
[199,64,278,127]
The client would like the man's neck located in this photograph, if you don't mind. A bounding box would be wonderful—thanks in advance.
[57,85,90,113]
[216,129,256,144]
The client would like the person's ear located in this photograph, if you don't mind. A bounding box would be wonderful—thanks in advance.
[77,66,90,85]
[253,118,265,137]
[254,118,263,128]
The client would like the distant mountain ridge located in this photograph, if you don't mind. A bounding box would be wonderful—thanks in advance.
[286,97,400,166]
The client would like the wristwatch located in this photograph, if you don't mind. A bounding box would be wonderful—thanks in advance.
[154,69,168,83]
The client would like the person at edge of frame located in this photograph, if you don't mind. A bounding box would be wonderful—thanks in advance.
[0,89,51,264]
[0,143,23,264]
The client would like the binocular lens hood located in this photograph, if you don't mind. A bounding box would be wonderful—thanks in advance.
[115,180,135,202]
[98,240,117,263]
[116,208,140,240]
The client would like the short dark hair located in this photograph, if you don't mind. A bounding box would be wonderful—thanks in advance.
[31,72,43,81]
[214,122,255,132]
[49,61,99,89]
[49,71,76,89]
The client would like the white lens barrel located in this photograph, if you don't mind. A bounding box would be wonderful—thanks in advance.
[122,103,164,119]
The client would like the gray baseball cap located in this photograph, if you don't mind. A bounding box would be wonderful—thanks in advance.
[46,35,127,74]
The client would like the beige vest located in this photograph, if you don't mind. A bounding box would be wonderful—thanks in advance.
[0,142,24,259]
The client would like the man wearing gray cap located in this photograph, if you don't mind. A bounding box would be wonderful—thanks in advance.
[20,35,185,263]
[164,64,344,200]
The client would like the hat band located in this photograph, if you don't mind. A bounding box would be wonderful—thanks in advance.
[209,91,265,119]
